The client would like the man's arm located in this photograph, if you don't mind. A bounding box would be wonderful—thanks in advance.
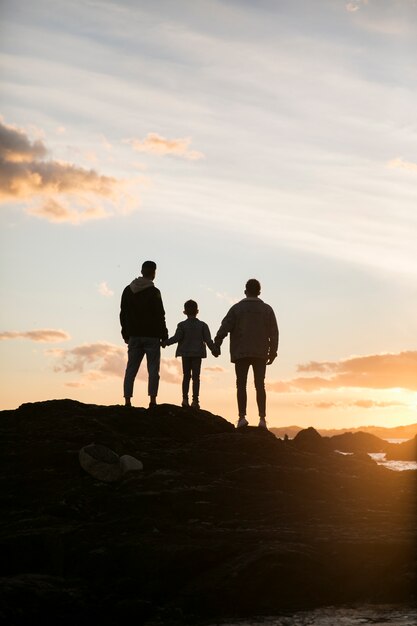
[214,306,236,347]
[267,307,279,365]
[154,289,169,340]
[120,287,130,344]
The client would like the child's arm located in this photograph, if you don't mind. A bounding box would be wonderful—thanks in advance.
[164,324,184,347]
[203,323,219,356]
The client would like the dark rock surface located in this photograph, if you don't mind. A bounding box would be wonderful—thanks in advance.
[0,400,416,625]
[328,431,389,453]
[386,435,417,462]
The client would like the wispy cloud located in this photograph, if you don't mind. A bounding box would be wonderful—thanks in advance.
[204,366,227,373]
[125,133,204,160]
[0,118,132,223]
[346,3,360,13]
[387,157,417,174]
[267,351,417,392]
[47,341,182,386]
[204,286,238,306]
[0,329,70,342]
[98,281,114,297]
[300,400,406,410]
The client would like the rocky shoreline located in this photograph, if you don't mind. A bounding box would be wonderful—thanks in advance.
[1,400,416,625]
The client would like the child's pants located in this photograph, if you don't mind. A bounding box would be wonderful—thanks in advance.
[182,356,202,400]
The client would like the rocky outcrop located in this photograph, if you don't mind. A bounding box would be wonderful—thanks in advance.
[328,431,388,453]
[0,400,415,625]
[386,435,417,461]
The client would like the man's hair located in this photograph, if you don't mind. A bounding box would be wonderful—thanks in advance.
[141,260,157,277]
[245,278,261,296]
[184,299,198,315]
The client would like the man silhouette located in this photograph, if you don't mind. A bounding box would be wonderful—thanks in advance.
[120,260,168,408]
[214,279,278,429]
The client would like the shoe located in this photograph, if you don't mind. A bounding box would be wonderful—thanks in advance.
[181,398,189,408]
[148,401,157,409]
[258,417,268,429]
[191,400,200,409]
[236,417,249,429]
[124,398,132,407]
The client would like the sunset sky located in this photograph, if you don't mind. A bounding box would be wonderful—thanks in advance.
[1,0,417,428]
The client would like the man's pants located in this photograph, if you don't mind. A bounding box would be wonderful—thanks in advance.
[123,336,160,399]
[182,356,202,400]
[235,358,267,418]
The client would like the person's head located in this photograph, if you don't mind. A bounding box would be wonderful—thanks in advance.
[141,260,157,280]
[184,299,198,317]
[245,278,261,297]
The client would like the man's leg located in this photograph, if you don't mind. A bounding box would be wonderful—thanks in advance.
[191,357,202,407]
[123,337,145,404]
[252,358,267,419]
[182,357,192,405]
[235,358,251,423]
[144,337,161,405]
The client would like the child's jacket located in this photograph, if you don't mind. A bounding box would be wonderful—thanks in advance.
[166,318,215,358]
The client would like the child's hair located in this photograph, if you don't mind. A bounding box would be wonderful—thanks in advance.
[184,299,198,315]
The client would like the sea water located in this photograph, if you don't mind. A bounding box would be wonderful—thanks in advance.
[335,438,417,472]
[207,604,417,625]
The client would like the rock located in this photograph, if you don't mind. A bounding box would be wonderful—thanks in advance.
[386,435,417,461]
[79,443,122,482]
[292,426,330,452]
[1,400,415,624]
[120,454,143,474]
[329,431,387,453]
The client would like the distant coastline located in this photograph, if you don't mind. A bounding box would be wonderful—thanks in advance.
[271,422,417,440]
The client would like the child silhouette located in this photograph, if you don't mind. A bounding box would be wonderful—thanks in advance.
[163,300,219,409]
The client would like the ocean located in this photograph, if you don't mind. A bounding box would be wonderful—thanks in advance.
[207,604,417,625]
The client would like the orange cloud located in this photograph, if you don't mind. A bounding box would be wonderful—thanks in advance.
[0,118,132,223]
[0,329,70,342]
[268,351,417,392]
[204,366,227,373]
[125,133,204,160]
[387,157,417,174]
[299,400,406,410]
[48,341,182,385]
[28,198,109,224]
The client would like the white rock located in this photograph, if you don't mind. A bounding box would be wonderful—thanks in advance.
[120,454,144,474]
[79,444,122,482]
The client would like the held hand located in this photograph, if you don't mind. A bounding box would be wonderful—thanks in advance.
[267,354,276,365]
[160,341,166,349]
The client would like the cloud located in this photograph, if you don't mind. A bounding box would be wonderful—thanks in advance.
[204,366,227,373]
[0,329,70,342]
[98,281,114,297]
[346,3,360,12]
[0,118,47,163]
[47,341,182,385]
[267,351,417,392]
[299,400,406,410]
[0,118,132,223]
[387,157,417,174]
[125,133,204,160]
[28,198,109,224]
[204,286,238,306]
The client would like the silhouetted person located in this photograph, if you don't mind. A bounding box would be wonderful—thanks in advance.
[214,278,278,429]
[120,260,168,408]
[163,299,218,409]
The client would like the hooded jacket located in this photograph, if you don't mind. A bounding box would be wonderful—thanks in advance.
[120,277,168,343]
[214,297,279,363]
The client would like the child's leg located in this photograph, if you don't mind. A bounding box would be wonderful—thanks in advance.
[191,357,202,403]
[182,357,192,401]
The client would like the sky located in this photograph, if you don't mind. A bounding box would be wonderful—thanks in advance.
[1,0,417,428]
